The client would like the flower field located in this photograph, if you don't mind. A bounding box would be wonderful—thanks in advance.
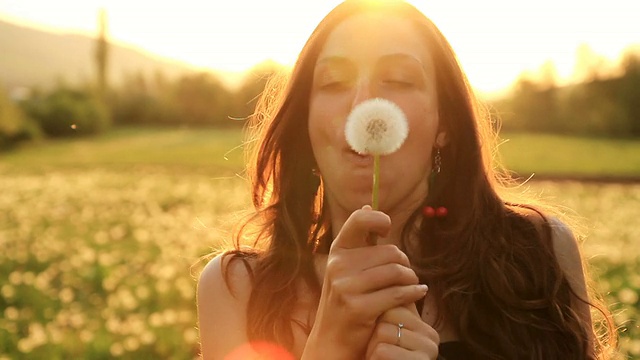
[0,169,250,359]
[1,127,639,358]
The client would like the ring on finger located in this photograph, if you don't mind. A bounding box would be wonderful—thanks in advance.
[395,323,404,346]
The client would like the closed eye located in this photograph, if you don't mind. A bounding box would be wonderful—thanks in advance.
[319,80,352,91]
[313,57,356,92]
[381,79,415,87]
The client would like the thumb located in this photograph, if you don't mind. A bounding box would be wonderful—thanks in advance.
[330,205,391,250]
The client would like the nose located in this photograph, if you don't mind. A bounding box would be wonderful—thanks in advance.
[351,77,376,109]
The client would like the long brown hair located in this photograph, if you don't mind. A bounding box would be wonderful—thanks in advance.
[223,1,616,358]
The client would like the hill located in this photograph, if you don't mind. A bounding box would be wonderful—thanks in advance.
[0,18,242,90]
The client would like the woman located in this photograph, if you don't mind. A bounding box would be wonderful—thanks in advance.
[197,1,615,359]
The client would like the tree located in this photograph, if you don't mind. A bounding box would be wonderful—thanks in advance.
[0,88,41,149]
[95,9,109,99]
[22,86,110,137]
[174,73,235,126]
[619,51,640,135]
[573,44,609,83]
[235,60,286,121]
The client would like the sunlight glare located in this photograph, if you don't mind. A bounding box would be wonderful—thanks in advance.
[0,0,637,94]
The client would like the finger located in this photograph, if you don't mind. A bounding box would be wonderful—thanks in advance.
[379,307,440,349]
[353,284,428,319]
[363,205,380,245]
[350,262,419,293]
[378,321,439,353]
[367,342,423,360]
[331,207,391,250]
[379,305,422,327]
[328,244,410,276]
[367,320,439,360]
[372,322,420,351]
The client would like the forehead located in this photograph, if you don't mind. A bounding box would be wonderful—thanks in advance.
[317,12,432,68]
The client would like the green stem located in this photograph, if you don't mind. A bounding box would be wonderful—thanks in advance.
[372,154,380,210]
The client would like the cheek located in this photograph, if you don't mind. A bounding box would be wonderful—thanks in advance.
[397,103,439,171]
[405,104,439,144]
[308,101,325,147]
[308,99,348,144]
[387,92,438,128]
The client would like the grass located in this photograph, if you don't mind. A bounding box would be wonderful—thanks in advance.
[0,126,246,175]
[2,126,640,179]
[498,132,640,178]
[0,127,639,358]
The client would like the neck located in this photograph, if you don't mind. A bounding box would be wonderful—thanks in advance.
[328,196,424,247]
[325,174,430,247]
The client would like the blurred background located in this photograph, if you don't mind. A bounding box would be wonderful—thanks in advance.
[0,0,638,358]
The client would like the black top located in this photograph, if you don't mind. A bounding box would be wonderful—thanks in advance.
[438,341,475,360]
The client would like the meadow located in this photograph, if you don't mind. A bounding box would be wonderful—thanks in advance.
[0,127,639,359]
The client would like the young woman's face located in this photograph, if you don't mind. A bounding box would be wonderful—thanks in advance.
[308,12,443,218]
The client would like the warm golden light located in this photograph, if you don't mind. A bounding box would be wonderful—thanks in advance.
[0,0,637,96]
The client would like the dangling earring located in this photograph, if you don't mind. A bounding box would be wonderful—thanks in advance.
[310,167,321,196]
[422,148,448,218]
[431,148,441,181]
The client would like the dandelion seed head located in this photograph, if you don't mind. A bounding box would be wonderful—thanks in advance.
[17,338,34,353]
[618,287,639,305]
[135,285,150,300]
[4,306,19,320]
[141,330,156,345]
[22,271,35,285]
[9,271,22,285]
[110,343,124,357]
[345,98,408,155]
[124,336,140,352]
[1,284,15,299]
[149,312,163,327]
[59,287,74,304]
[163,309,178,325]
[80,329,94,343]
[106,317,120,333]
[183,327,199,344]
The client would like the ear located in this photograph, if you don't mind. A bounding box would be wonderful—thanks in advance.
[435,131,449,148]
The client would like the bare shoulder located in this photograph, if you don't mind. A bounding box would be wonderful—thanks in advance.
[547,217,583,267]
[546,217,589,294]
[515,206,583,265]
[515,208,594,339]
[197,252,256,359]
[516,207,587,291]
[548,216,596,344]
[198,251,255,299]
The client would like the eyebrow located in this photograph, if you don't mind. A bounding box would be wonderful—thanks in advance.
[315,56,353,69]
[377,53,425,68]
[316,53,425,67]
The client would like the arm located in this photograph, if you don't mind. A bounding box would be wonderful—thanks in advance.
[549,219,596,354]
[197,253,255,359]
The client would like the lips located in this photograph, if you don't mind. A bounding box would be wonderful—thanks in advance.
[344,148,373,166]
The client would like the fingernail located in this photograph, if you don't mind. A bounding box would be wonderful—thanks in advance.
[362,205,372,210]
[418,284,428,292]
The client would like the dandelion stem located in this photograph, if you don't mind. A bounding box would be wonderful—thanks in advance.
[372,154,380,210]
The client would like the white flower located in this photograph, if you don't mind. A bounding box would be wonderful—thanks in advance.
[344,98,409,155]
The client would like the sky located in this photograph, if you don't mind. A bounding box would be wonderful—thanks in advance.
[0,0,638,95]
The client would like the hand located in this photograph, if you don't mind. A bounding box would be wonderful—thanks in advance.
[303,206,429,359]
[366,304,440,360]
